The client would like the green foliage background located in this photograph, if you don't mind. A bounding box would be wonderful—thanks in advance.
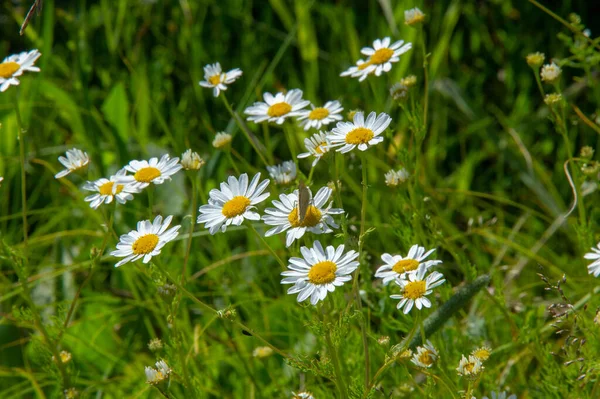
[1,0,599,398]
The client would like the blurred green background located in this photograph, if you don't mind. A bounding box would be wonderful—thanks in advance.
[1,0,599,398]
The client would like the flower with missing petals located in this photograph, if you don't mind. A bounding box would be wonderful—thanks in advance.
[55,149,90,179]
[405,7,426,25]
[267,161,297,185]
[411,341,438,368]
[83,169,142,209]
[298,131,332,167]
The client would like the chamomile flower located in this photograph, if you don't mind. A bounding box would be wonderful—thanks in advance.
[281,241,359,305]
[0,49,41,92]
[52,350,72,363]
[411,341,439,368]
[404,7,426,25]
[197,173,270,234]
[181,149,205,170]
[199,62,243,97]
[390,264,445,314]
[541,62,561,83]
[253,346,274,358]
[213,132,233,149]
[375,245,442,285]
[341,37,412,80]
[328,111,392,153]
[263,186,343,247]
[292,392,314,399]
[456,355,484,379]
[111,215,181,267]
[55,148,90,179]
[83,169,142,209]
[472,346,492,362]
[483,392,517,399]
[584,242,600,277]
[385,168,410,186]
[297,131,332,167]
[297,101,344,131]
[118,154,182,190]
[267,161,297,185]
[145,359,171,385]
[244,89,310,125]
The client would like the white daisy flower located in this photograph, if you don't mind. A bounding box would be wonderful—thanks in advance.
[390,264,445,314]
[111,215,181,267]
[0,49,41,92]
[584,243,600,277]
[328,111,392,154]
[456,355,484,379]
[197,173,270,234]
[213,132,233,149]
[55,148,91,179]
[385,168,410,187]
[281,240,359,305]
[292,392,314,399]
[340,37,412,80]
[82,169,142,209]
[199,62,243,97]
[181,149,205,170]
[244,89,310,125]
[411,340,439,368]
[472,346,492,362]
[297,100,344,131]
[145,359,171,385]
[118,154,182,190]
[297,131,332,167]
[404,7,426,25]
[375,245,442,285]
[483,392,516,399]
[541,62,561,83]
[263,186,343,247]
[267,161,297,185]
[340,58,375,82]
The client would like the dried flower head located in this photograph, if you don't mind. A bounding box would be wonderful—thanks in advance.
[541,62,562,83]
[405,7,426,26]
[472,346,492,362]
[181,149,205,170]
[253,346,274,358]
[148,338,164,352]
[544,93,562,105]
[213,132,233,149]
[456,355,484,379]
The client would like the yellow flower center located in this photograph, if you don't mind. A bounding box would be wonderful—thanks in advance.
[315,142,328,155]
[403,280,426,299]
[267,102,292,117]
[308,260,337,285]
[134,167,161,183]
[132,234,160,255]
[392,259,419,274]
[0,62,20,78]
[99,181,124,196]
[288,205,322,228]
[208,74,222,85]
[473,348,491,361]
[418,350,435,366]
[370,48,394,65]
[358,62,371,70]
[308,107,330,120]
[222,196,251,218]
[345,127,374,145]
[464,362,475,373]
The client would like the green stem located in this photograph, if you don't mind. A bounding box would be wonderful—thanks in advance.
[332,153,347,238]
[147,185,155,218]
[306,163,316,185]
[14,90,28,263]
[182,173,199,283]
[226,151,241,175]
[221,94,270,167]
[418,312,426,345]
[284,124,299,168]
[322,304,348,399]
[420,25,429,131]
[248,224,287,270]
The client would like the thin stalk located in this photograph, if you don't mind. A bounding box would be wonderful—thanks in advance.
[152,261,291,360]
[306,163,316,185]
[147,185,155,218]
[14,90,28,263]
[419,313,426,345]
[221,94,270,167]
[248,224,287,270]
[321,304,348,399]
[284,124,299,168]
[226,151,241,174]
[332,153,347,238]
[420,25,429,131]
[182,172,199,283]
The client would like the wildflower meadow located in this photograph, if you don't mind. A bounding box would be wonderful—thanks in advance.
[2,1,600,398]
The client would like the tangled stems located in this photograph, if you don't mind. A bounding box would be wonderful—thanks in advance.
[221,94,270,167]
[321,301,348,399]
[152,261,291,361]
[182,172,199,283]
[420,25,430,131]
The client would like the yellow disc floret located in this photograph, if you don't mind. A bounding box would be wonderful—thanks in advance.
[222,196,251,218]
[308,260,337,285]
